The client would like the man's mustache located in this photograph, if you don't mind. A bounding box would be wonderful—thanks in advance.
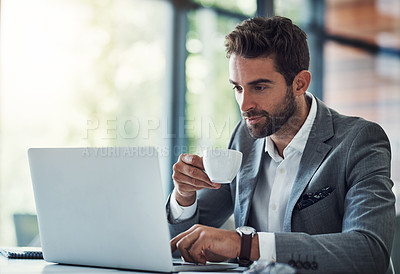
[242,109,270,119]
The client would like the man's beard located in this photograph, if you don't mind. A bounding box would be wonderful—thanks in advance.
[242,86,296,139]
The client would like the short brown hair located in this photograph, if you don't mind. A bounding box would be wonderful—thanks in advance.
[225,16,310,86]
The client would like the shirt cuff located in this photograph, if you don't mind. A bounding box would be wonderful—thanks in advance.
[169,191,198,221]
[257,232,276,262]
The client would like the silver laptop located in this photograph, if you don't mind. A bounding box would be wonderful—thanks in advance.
[28,147,238,272]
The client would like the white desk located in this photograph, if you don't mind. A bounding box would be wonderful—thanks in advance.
[0,257,243,274]
[0,256,156,273]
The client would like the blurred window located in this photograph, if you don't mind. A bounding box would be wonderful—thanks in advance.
[277,0,400,213]
[324,0,400,212]
[325,0,400,49]
[193,0,256,17]
[185,9,240,155]
[275,0,303,23]
[0,0,171,245]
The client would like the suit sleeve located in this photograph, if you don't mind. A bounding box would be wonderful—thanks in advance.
[274,122,396,274]
[166,122,243,238]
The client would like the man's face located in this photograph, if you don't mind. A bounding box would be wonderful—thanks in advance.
[229,54,296,138]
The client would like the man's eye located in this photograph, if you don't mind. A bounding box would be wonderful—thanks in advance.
[255,86,267,91]
[233,86,243,92]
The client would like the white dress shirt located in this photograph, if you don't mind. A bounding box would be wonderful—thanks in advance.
[251,93,317,261]
[170,92,317,262]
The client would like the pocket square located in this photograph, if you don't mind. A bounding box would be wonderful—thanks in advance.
[297,186,334,211]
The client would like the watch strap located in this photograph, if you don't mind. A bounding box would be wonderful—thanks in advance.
[238,233,253,266]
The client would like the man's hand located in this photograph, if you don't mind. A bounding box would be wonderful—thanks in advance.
[172,153,220,206]
[170,225,241,264]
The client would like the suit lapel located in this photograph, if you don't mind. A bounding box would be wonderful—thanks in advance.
[234,137,265,227]
[283,97,334,232]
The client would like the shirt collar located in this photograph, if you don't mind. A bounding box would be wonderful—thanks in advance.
[265,92,317,160]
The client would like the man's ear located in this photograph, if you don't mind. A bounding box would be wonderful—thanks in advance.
[293,70,311,96]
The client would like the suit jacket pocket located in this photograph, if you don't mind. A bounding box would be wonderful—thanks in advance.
[292,189,342,234]
[296,186,334,211]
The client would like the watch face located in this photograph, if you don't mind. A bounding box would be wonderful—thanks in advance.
[238,226,256,235]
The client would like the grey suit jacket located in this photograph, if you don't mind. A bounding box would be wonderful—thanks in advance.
[167,96,396,274]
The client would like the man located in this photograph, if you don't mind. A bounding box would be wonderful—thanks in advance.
[168,16,395,273]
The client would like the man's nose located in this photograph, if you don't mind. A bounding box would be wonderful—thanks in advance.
[239,90,256,112]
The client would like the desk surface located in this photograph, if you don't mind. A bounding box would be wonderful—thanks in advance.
[0,256,242,274]
[0,256,158,273]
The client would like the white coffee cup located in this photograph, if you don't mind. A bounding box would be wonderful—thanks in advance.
[202,148,243,184]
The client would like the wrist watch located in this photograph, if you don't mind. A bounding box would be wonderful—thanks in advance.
[236,226,256,267]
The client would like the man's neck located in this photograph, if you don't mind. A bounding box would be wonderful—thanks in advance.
[270,96,311,158]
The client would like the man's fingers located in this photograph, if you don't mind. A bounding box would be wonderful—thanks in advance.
[170,225,198,253]
[174,172,219,191]
[171,225,207,264]
[179,244,195,263]
[173,156,219,190]
[171,235,182,253]
[176,229,203,263]
[179,163,213,186]
[171,238,178,253]
[180,153,205,170]
[202,249,229,262]
[188,237,208,264]
[171,225,239,265]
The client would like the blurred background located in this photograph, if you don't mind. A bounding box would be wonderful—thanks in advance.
[0,0,399,249]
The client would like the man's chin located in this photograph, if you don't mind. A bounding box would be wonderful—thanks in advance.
[246,125,269,139]
[246,122,283,139]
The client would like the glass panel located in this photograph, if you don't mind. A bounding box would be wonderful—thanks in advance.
[185,9,241,155]
[274,0,305,24]
[0,0,171,245]
[193,0,256,17]
[324,42,400,212]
